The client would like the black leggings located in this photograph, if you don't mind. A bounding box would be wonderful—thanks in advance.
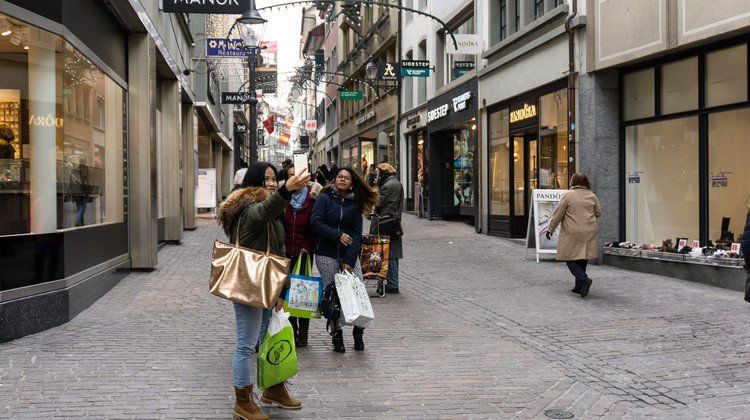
[565,260,589,282]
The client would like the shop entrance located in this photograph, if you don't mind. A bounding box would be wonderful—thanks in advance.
[510,130,538,236]
[428,123,477,221]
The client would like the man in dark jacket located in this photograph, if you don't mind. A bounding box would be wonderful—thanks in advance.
[742,197,750,302]
[371,163,403,293]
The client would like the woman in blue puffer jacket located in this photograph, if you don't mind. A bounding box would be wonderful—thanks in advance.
[311,166,378,353]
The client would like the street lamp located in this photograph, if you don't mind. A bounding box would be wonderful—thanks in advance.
[365,60,378,80]
[237,0,267,26]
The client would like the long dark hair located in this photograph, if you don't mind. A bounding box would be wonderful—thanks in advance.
[570,172,591,189]
[241,162,278,188]
[323,166,378,215]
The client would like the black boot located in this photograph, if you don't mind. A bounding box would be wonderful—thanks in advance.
[571,278,582,294]
[289,317,299,339]
[353,327,364,351]
[296,318,309,347]
[332,329,345,353]
[580,278,593,298]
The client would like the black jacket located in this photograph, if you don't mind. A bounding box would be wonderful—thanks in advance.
[311,188,363,267]
[742,209,750,269]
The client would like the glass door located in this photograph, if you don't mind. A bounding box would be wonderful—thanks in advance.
[526,136,538,211]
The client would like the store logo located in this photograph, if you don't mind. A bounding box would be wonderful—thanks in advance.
[452,92,472,112]
[163,0,247,14]
[356,111,376,126]
[510,103,537,123]
[29,114,64,128]
[427,104,449,122]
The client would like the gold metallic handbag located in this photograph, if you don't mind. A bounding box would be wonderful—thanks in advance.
[209,221,290,309]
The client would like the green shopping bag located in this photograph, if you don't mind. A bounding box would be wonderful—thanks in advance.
[284,253,323,319]
[257,309,298,390]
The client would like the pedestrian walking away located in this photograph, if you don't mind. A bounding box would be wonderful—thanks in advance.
[371,163,404,294]
[217,162,309,419]
[546,173,602,298]
[311,166,378,353]
[742,197,750,302]
[281,164,316,347]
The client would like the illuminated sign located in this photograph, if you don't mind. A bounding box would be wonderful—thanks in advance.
[510,103,537,123]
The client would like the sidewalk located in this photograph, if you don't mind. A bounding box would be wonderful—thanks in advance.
[1,215,748,418]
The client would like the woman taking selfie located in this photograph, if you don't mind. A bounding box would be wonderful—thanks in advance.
[311,167,377,353]
[217,162,309,419]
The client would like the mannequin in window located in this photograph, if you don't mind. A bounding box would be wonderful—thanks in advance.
[70,155,90,227]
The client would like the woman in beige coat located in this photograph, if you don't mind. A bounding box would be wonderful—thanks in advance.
[546,173,602,298]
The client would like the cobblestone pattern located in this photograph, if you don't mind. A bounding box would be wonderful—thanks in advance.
[0,216,748,419]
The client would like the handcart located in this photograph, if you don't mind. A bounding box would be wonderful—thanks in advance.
[360,214,390,297]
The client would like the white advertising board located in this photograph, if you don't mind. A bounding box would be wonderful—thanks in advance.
[196,168,217,209]
[525,189,567,262]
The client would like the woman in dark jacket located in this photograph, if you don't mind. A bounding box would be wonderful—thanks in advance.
[742,197,750,302]
[282,165,316,346]
[217,162,309,419]
[311,167,378,353]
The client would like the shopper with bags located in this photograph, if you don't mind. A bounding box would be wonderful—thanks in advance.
[546,173,602,298]
[742,197,750,302]
[216,162,309,419]
[311,167,378,353]
[371,163,404,294]
[281,165,316,347]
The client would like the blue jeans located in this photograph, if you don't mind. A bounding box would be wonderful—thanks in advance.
[565,260,589,283]
[387,258,399,289]
[75,196,87,226]
[257,308,273,348]
[232,302,263,388]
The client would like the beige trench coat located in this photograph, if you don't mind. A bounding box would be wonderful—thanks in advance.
[547,186,602,261]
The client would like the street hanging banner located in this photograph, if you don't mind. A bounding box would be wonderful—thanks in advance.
[446,34,484,55]
[278,131,290,146]
[525,189,567,263]
[263,115,275,134]
[206,38,258,57]
[163,0,250,14]
[305,119,317,132]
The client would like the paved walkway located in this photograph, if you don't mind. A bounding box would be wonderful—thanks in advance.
[1,215,749,419]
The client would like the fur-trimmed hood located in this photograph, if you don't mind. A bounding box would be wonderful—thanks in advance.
[217,186,269,235]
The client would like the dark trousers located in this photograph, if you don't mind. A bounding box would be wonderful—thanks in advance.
[566,260,589,283]
[290,317,309,336]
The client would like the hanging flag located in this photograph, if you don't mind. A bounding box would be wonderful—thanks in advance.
[263,115,275,134]
[284,117,294,130]
[278,131,290,146]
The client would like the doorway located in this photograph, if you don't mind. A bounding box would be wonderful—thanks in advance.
[510,130,538,237]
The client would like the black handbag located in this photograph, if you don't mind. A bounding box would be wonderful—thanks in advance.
[377,215,403,238]
[320,282,341,335]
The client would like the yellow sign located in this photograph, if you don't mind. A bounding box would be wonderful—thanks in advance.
[510,103,536,124]
[29,114,64,128]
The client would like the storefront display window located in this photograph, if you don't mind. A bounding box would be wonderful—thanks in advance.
[489,109,510,216]
[623,67,655,121]
[377,129,396,166]
[452,125,475,206]
[625,117,699,244]
[705,44,747,108]
[661,57,698,114]
[707,109,750,244]
[0,13,124,236]
[539,89,568,189]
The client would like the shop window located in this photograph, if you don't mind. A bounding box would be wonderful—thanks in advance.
[661,57,698,115]
[623,67,655,121]
[625,117,699,245]
[708,109,750,244]
[705,44,747,108]
[499,0,508,40]
[489,109,510,216]
[453,124,476,207]
[0,14,124,236]
[539,89,569,189]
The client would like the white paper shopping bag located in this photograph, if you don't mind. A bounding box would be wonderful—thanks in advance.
[334,270,374,328]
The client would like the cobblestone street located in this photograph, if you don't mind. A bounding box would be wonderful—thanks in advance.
[1,215,749,419]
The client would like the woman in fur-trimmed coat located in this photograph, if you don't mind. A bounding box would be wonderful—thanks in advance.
[217,162,309,419]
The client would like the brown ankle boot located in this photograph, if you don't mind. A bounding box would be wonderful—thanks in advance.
[234,385,269,420]
[260,381,302,410]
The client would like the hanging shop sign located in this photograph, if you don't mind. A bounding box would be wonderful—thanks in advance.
[299,135,310,149]
[163,0,249,14]
[356,110,376,126]
[377,62,401,80]
[305,119,317,132]
[235,123,248,133]
[406,114,421,128]
[401,60,430,78]
[452,61,475,79]
[340,90,364,101]
[446,34,484,55]
[510,102,537,124]
[206,38,258,57]
[221,92,256,104]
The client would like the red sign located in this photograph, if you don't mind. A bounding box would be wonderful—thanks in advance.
[278,131,290,146]
[305,119,317,132]
[263,115,275,134]
[260,41,278,53]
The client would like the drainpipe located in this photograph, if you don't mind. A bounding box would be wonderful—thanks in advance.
[564,0,578,175]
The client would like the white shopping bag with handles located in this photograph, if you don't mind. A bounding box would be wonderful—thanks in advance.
[334,270,375,328]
